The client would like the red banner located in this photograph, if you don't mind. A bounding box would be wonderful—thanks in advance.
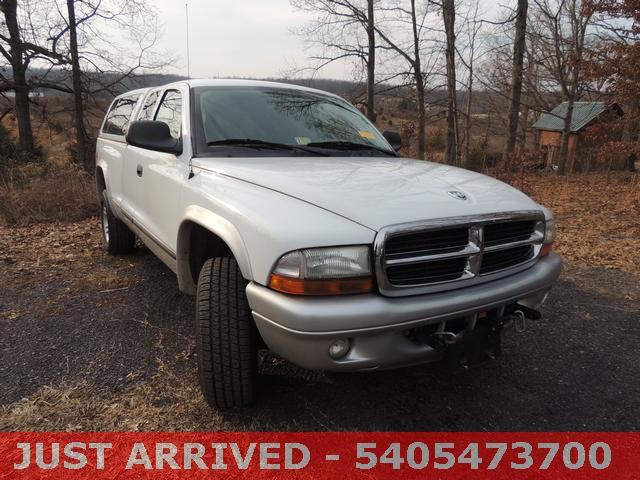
[1,432,638,479]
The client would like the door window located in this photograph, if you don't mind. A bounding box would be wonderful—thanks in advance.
[155,90,182,140]
[102,95,139,136]
[138,90,160,121]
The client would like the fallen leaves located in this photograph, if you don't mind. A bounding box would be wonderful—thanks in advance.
[499,172,640,275]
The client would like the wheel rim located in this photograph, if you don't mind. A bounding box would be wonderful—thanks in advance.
[101,203,109,243]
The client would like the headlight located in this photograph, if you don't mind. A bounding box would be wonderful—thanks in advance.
[269,246,374,295]
[544,216,555,244]
[539,215,555,258]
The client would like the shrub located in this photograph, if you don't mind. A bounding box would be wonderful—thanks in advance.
[0,163,97,226]
[0,123,18,168]
[425,126,445,151]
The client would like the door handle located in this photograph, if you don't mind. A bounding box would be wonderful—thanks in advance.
[136,164,143,177]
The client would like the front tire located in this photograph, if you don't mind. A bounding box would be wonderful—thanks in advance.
[196,257,258,409]
[100,190,136,254]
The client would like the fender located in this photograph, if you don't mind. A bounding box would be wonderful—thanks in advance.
[95,160,109,199]
[177,205,253,295]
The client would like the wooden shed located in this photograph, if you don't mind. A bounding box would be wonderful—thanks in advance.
[532,102,623,172]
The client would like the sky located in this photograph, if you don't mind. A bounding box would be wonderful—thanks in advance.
[153,0,504,81]
[154,0,352,80]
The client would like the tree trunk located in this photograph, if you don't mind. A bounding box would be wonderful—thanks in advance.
[442,0,458,165]
[416,77,425,159]
[12,68,35,155]
[558,54,583,174]
[518,99,529,144]
[623,99,639,172]
[557,100,574,175]
[464,76,472,167]
[67,0,89,171]
[556,6,591,175]
[504,0,528,161]
[2,0,36,156]
[409,0,425,160]
[365,0,376,123]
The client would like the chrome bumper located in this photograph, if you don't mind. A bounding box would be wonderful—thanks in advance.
[246,253,562,371]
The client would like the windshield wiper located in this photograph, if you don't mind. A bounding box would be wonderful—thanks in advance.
[306,140,396,156]
[207,138,328,156]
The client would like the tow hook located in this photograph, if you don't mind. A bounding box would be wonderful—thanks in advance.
[511,304,542,333]
[431,331,458,344]
[514,303,542,321]
[513,310,527,333]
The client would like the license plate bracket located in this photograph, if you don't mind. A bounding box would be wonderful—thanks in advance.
[443,326,502,369]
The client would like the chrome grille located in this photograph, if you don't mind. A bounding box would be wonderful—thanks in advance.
[374,211,546,297]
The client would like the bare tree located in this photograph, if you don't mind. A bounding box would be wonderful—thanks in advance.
[0,0,53,155]
[1,0,167,166]
[375,0,441,159]
[365,0,375,121]
[291,0,378,121]
[440,0,458,164]
[66,0,88,170]
[503,0,529,160]
[531,0,595,174]
[457,0,483,166]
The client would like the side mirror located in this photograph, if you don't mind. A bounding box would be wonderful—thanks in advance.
[126,120,182,155]
[382,130,402,152]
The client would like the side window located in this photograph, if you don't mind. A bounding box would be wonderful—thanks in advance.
[138,91,160,121]
[154,90,182,140]
[102,95,139,136]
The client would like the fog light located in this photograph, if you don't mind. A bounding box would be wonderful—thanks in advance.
[328,338,351,359]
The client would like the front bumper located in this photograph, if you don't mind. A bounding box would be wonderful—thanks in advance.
[246,253,562,371]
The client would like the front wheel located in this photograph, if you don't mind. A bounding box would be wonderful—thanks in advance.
[196,257,258,409]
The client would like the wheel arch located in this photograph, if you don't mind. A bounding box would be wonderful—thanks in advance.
[95,165,107,200]
[177,205,253,295]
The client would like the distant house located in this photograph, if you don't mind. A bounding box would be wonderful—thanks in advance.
[3,90,45,98]
[532,101,623,171]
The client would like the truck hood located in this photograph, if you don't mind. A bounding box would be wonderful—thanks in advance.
[195,156,542,231]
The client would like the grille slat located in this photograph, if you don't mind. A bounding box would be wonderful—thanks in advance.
[387,257,467,285]
[484,220,535,247]
[386,227,468,255]
[480,245,534,274]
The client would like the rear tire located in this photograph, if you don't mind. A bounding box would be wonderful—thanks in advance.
[196,257,258,409]
[100,190,136,254]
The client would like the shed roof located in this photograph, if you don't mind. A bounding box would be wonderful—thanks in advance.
[532,102,608,133]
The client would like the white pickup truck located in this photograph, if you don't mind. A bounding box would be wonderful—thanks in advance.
[96,79,562,409]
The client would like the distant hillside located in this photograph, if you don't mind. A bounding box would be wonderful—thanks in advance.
[6,67,514,115]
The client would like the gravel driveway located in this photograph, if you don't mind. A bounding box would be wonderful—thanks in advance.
[1,220,638,431]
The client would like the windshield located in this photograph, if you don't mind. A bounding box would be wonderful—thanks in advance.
[192,86,394,156]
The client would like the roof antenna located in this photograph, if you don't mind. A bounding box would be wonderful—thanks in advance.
[185,1,195,179]
[185,1,191,82]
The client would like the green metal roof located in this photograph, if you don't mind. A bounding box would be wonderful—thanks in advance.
[532,102,606,133]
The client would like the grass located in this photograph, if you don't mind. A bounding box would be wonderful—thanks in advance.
[0,162,96,226]
[0,364,222,432]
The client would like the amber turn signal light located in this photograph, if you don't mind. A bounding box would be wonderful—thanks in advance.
[269,274,375,295]
[539,242,554,258]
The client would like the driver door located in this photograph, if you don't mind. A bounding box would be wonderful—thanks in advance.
[124,87,190,256]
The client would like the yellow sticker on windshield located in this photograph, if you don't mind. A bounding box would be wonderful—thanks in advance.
[295,137,311,145]
[358,130,376,140]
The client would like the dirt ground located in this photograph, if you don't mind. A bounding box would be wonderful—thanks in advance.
[0,173,639,431]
